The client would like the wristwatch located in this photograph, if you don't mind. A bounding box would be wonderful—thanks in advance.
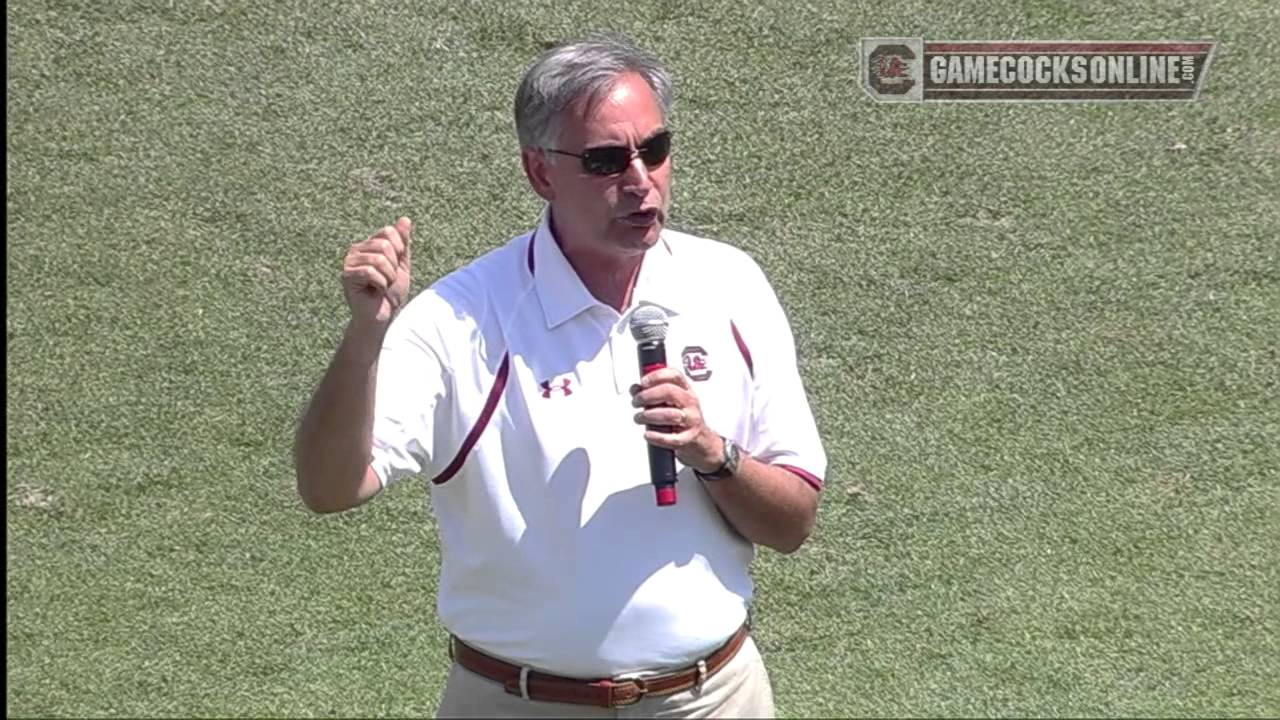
[694,436,742,481]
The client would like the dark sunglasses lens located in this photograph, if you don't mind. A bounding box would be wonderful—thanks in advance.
[582,147,630,175]
[580,132,672,175]
[640,132,672,167]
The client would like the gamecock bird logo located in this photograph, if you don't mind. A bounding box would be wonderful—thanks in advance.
[868,44,917,95]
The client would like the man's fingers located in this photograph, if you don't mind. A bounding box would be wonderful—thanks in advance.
[631,383,693,409]
[348,252,397,286]
[396,216,413,253]
[633,407,695,427]
[639,367,690,390]
[368,226,405,259]
[342,219,414,322]
[354,236,399,270]
[378,235,403,262]
[397,217,413,270]
[343,265,389,292]
[643,427,700,448]
[357,218,412,272]
[632,369,694,407]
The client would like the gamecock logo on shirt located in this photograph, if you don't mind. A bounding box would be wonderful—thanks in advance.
[681,346,712,382]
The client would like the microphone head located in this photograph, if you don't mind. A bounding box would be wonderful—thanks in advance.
[629,304,669,342]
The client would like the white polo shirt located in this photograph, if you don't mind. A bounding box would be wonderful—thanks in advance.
[369,211,826,678]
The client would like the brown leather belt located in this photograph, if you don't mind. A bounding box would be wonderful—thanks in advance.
[449,623,750,708]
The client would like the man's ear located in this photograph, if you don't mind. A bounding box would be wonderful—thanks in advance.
[521,148,555,202]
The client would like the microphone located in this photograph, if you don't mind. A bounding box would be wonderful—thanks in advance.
[629,305,678,507]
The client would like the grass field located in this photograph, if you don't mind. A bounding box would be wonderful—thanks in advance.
[7,0,1279,716]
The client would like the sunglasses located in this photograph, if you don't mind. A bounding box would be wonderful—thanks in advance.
[544,130,673,176]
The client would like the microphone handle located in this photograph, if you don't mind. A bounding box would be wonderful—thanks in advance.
[648,444,678,506]
[638,340,678,506]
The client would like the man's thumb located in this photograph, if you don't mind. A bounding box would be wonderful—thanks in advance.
[396,216,413,258]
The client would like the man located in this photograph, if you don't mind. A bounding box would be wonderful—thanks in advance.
[294,35,826,718]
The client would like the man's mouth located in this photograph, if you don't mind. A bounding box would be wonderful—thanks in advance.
[620,209,660,227]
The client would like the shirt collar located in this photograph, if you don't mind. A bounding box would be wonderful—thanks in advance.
[530,207,683,330]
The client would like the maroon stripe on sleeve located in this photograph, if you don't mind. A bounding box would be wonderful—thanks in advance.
[431,353,511,485]
[776,464,823,491]
[730,320,754,379]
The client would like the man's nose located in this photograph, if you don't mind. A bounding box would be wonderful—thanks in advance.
[620,155,652,194]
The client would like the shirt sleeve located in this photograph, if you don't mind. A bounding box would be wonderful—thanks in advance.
[369,298,452,488]
[738,261,827,490]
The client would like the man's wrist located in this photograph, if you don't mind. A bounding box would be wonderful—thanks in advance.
[340,321,389,368]
[686,432,726,474]
[345,319,389,346]
[694,435,741,480]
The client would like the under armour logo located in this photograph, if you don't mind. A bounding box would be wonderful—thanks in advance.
[540,377,573,398]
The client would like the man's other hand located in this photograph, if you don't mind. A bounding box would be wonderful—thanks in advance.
[342,216,413,327]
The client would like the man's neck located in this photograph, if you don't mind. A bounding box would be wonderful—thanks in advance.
[563,244,643,313]
[549,214,644,313]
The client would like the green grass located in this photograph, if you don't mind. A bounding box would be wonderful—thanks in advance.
[7,0,1279,716]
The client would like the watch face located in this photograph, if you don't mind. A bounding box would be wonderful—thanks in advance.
[724,439,741,475]
[697,438,740,480]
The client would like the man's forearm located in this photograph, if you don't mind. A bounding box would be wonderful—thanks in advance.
[294,323,384,513]
[698,456,819,554]
[627,367,822,552]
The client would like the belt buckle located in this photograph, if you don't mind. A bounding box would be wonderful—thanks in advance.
[596,678,648,707]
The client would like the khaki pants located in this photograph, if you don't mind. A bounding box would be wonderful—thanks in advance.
[436,636,775,718]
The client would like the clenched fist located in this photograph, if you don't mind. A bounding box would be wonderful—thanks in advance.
[342,217,413,327]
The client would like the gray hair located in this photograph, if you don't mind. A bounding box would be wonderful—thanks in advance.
[514,34,673,149]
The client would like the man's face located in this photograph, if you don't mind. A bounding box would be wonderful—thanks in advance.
[526,72,672,258]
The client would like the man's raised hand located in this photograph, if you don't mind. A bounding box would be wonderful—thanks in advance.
[342,217,413,327]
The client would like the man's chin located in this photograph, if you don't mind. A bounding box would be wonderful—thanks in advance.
[612,218,664,251]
